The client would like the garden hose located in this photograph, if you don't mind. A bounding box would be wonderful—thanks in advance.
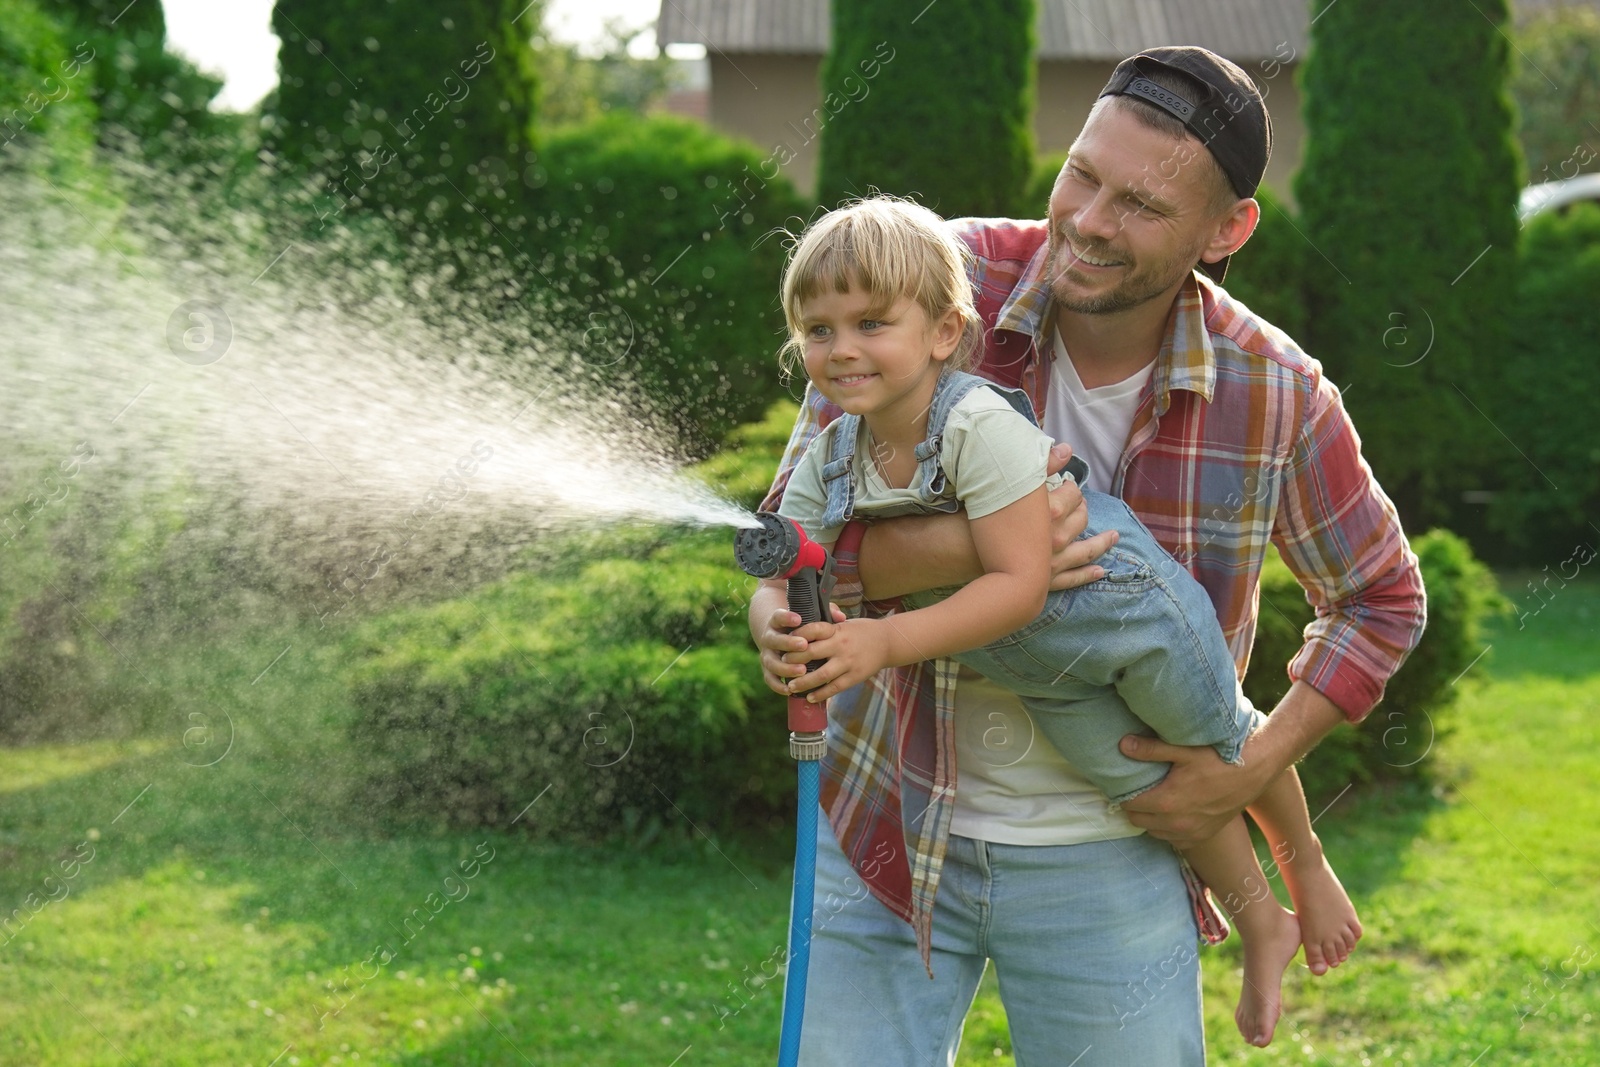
[734,513,834,1067]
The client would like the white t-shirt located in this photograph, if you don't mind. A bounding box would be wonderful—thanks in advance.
[947,330,1156,845]
[1045,329,1156,495]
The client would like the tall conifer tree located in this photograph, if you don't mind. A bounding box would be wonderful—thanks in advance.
[266,1,540,237]
[817,0,1036,217]
[1295,0,1521,528]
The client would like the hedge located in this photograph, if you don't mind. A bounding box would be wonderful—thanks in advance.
[1245,529,1509,799]
[528,114,807,449]
[1480,203,1600,556]
[342,402,799,838]
[343,535,788,840]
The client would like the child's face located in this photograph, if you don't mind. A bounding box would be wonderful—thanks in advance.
[798,284,961,428]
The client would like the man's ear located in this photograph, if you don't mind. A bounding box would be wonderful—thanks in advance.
[1200,197,1261,268]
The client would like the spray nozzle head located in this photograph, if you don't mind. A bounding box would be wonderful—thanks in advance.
[734,512,828,579]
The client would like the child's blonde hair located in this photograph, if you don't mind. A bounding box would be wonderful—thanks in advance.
[779,195,983,375]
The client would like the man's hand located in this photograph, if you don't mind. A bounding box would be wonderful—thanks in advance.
[1045,443,1118,591]
[1115,735,1275,848]
[753,602,847,696]
[1117,683,1349,848]
[783,617,894,704]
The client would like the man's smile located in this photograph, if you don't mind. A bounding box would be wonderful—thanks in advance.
[1059,235,1124,271]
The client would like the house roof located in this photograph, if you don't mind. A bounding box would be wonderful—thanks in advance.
[657,0,1598,61]
[656,0,1310,62]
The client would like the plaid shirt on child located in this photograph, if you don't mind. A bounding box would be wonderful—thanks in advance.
[762,218,1427,965]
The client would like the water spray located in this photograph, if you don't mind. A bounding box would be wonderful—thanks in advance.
[733,512,833,1066]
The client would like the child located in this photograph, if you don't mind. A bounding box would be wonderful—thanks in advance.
[766,196,1361,1047]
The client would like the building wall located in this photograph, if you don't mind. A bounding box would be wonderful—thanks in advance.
[708,54,1305,204]
[708,54,830,197]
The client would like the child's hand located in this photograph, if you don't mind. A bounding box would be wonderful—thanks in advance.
[1046,442,1117,590]
[758,604,846,696]
[784,617,894,704]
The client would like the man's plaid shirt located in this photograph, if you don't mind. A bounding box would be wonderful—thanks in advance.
[761,218,1427,965]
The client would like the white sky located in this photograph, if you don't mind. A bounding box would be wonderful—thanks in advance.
[161,0,697,113]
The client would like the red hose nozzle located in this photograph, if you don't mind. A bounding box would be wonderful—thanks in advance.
[735,513,835,737]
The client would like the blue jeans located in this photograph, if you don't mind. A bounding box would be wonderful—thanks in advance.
[906,490,1262,805]
[796,814,1206,1065]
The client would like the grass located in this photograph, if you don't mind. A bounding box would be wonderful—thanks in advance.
[1,576,1596,1064]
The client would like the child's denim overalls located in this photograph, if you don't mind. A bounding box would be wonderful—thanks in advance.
[821,369,1261,804]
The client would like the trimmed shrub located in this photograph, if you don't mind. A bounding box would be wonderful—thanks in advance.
[1295,0,1522,533]
[1480,204,1600,556]
[530,114,807,449]
[0,458,221,740]
[343,534,787,839]
[343,402,799,838]
[816,0,1036,218]
[1216,186,1306,342]
[264,0,538,240]
[1245,530,1509,799]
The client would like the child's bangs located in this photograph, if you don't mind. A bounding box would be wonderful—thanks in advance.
[787,223,904,318]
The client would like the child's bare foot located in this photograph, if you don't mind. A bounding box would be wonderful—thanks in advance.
[1235,904,1301,1047]
[1279,841,1363,975]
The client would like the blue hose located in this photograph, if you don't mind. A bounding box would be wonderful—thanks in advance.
[777,758,819,1066]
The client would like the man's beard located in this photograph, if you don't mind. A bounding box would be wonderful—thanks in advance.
[1047,223,1205,315]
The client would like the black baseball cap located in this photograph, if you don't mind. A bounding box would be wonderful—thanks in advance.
[1098,47,1272,282]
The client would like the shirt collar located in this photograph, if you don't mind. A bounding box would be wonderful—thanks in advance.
[1156,273,1218,412]
[998,244,1218,413]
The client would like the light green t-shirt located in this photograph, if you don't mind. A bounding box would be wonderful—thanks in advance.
[778,387,1055,546]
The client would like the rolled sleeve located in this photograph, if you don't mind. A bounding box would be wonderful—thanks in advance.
[1273,375,1428,721]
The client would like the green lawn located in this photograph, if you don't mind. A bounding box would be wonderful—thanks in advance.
[2,577,1596,1064]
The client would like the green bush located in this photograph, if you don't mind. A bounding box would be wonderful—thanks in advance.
[0,0,100,181]
[1217,186,1307,341]
[344,533,794,839]
[265,0,538,238]
[1481,204,1600,556]
[0,457,217,740]
[817,0,1036,218]
[687,401,802,513]
[343,403,799,838]
[530,114,806,449]
[1245,529,1509,799]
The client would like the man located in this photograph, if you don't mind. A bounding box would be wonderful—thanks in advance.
[750,46,1425,1064]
